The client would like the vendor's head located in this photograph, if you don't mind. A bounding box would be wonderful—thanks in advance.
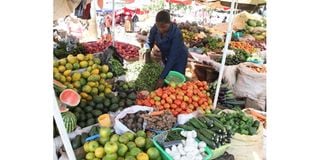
[156,10,171,34]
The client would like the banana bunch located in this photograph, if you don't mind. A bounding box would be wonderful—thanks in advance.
[209,81,245,109]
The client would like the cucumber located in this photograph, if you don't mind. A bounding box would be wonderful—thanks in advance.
[198,117,207,125]
[211,117,226,131]
[204,128,217,137]
[199,129,214,140]
[193,118,207,129]
[196,131,217,149]
[189,119,202,129]
[179,124,196,131]
[203,116,214,128]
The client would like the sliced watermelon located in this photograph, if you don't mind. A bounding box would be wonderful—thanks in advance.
[59,89,81,107]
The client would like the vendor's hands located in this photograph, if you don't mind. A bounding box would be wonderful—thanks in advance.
[155,79,164,89]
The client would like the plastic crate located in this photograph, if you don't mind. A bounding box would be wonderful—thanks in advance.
[164,71,186,85]
[152,128,213,160]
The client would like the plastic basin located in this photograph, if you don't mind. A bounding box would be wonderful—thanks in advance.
[164,71,186,85]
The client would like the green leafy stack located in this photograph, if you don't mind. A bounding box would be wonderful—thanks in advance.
[135,62,163,91]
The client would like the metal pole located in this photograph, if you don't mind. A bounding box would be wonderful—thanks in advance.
[53,95,76,160]
[112,0,116,46]
[212,0,237,109]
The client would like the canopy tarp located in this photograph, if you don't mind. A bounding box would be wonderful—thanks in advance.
[54,0,81,20]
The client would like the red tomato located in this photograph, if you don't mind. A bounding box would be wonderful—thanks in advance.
[177,95,183,100]
[174,100,182,106]
[162,93,168,99]
[171,104,178,109]
[161,99,166,105]
[164,103,170,109]
[165,97,173,104]
[176,108,182,113]
[170,95,176,100]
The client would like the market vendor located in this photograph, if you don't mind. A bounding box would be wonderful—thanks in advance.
[144,10,188,88]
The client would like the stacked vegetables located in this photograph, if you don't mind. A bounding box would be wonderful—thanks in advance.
[120,111,148,132]
[179,115,232,149]
[230,41,256,54]
[136,81,212,116]
[218,49,250,65]
[208,81,245,109]
[108,57,126,77]
[143,110,177,131]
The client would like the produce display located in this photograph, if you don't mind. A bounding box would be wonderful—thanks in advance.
[71,126,100,150]
[208,82,245,109]
[229,41,256,54]
[244,109,266,128]
[244,19,266,41]
[218,49,250,66]
[83,41,140,61]
[108,57,126,77]
[53,54,114,100]
[159,130,209,160]
[134,62,163,91]
[137,81,212,116]
[245,40,266,51]
[69,92,129,128]
[209,109,261,136]
[179,115,232,149]
[119,111,149,132]
[143,110,177,131]
[61,111,77,133]
[114,42,140,61]
[54,40,86,59]
[83,127,161,160]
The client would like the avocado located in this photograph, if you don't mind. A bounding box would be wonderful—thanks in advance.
[71,135,82,149]
[93,95,105,103]
[89,101,96,107]
[104,99,111,107]
[119,100,126,108]
[84,106,94,112]
[95,103,104,110]
[128,92,136,100]
[86,113,93,119]
[73,112,80,119]
[106,93,115,99]
[119,92,127,99]
[111,97,120,104]
[81,133,89,145]
[79,113,87,122]
[92,109,103,117]
[78,121,87,128]
[74,107,83,113]
[126,99,134,107]
[79,100,88,108]
[247,19,257,27]
[110,104,119,112]
[87,118,96,127]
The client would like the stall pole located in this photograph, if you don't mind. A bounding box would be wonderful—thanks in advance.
[212,0,237,109]
[53,95,76,160]
[112,0,116,46]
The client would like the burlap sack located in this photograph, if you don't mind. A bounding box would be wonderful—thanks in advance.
[233,62,266,99]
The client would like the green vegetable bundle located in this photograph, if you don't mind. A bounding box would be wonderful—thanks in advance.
[219,49,250,66]
[108,57,126,77]
[134,62,163,91]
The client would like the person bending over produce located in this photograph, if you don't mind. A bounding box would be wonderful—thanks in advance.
[143,10,188,89]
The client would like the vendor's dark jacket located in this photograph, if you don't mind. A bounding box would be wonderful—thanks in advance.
[147,23,188,79]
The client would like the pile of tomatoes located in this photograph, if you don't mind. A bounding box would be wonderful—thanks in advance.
[136,81,212,116]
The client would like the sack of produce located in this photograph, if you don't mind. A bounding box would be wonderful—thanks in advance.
[233,62,266,99]
[223,109,265,160]
[114,105,153,134]
[245,95,266,111]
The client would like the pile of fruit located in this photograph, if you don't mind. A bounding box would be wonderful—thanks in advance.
[53,54,114,98]
[71,126,100,149]
[245,40,266,51]
[210,109,261,135]
[179,114,232,149]
[69,91,133,128]
[82,41,140,61]
[120,111,148,132]
[136,81,212,116]
[244,19,266,41]
[218,49,250,66]
[134,62,163,91]
[83,128,162,160]
[143,110,177,131]
[208,82,245,109]
[114,42,140,61]
[178,22,211,47]
[229,41,256,54]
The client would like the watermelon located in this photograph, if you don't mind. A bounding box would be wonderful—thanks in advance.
[59,89,81,106]
[61,111,77,133]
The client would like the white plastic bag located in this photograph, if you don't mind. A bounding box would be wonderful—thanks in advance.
[114,105,153,134]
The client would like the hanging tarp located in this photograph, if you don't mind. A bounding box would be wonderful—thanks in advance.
[166,0,192,5]
[54,0,82,20]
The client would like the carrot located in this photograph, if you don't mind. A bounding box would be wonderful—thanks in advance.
[150,111,164,116]
[249,109,266,121]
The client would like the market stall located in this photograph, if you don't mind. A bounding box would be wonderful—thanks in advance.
[53,0,267,159]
